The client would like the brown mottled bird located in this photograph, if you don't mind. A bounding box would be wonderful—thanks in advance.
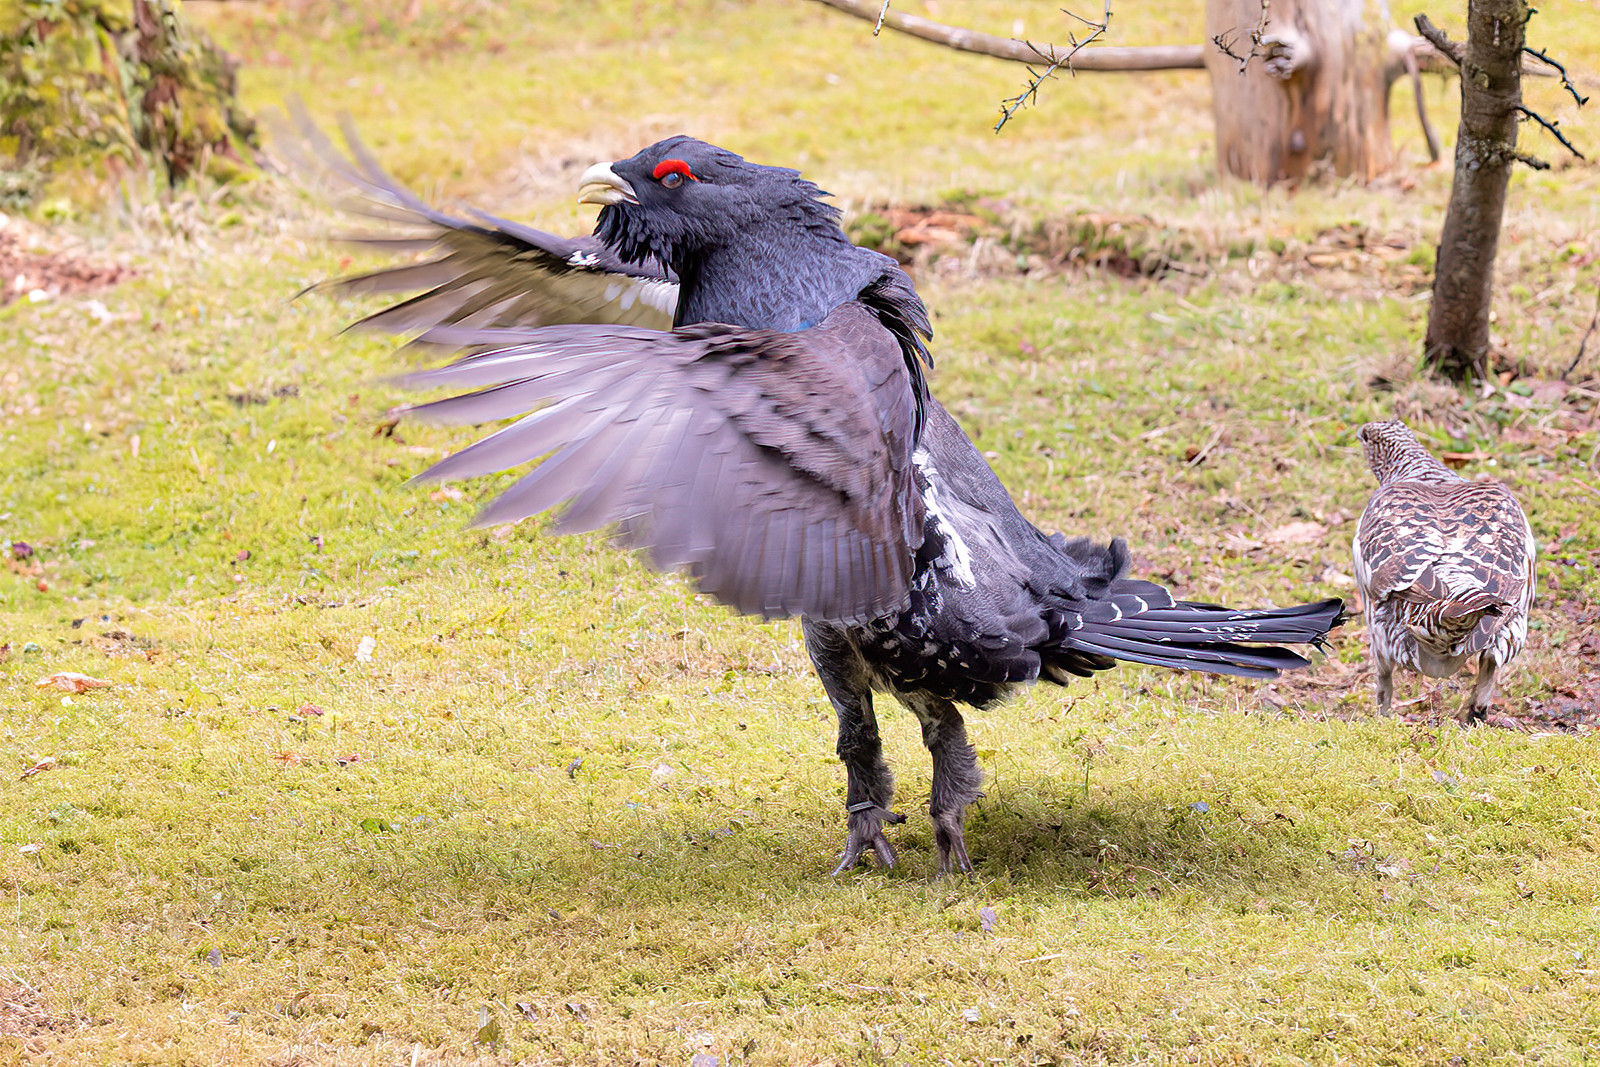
[1352,420,1536,719]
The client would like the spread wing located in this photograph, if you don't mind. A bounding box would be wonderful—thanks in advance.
[275,105,678,334]
[394,302,925,624]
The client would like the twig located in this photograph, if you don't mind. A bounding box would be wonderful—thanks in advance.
[995,0,1114,132]
[1563,283,1600,380]
[1413,14,1464,66]
[1402,43,1442,163]
[1186,424,1227,468]
[1212,0,1273,74]
[1524,47,1590,107]
[1514,105,1586,160]
[872,0,888,35]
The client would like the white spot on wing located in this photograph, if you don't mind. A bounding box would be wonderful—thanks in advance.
[913,448,976,590]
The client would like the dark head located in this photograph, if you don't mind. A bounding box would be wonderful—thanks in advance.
[577,136,841,273]
[1358,419,1450,484]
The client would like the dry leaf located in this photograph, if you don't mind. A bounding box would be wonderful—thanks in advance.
[20,756,55,779]
[354,636,375,663]
[34,671,112,693]
[1264,521,1327,545]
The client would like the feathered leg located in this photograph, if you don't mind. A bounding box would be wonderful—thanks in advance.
[803,621,904,873]
[1466,652,1501,721]
[1374,655,1395,714]
[902,692,983,876]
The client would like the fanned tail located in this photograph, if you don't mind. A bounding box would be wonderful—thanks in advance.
[1054,579,1345,680]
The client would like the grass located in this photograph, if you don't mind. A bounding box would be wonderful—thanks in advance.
[3,0,1600,1062]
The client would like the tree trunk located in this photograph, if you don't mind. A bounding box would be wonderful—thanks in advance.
[1204,0,1395,183]
[1421,3,1529,381]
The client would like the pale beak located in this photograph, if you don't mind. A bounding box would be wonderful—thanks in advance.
[577,162,638,207]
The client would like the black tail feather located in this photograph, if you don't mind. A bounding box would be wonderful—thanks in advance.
[1056,595,1344,680]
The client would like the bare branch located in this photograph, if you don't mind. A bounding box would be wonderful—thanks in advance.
[1564,284,1600,380]
[807,0,1202,70]
[872,0,889,36]
[1524,47,1591,107]
[1514,104,1586,159]
[1402,42,1443,163]
[1414,14,1465,66]
[995,0,1112,132]
[1213,0,1275,75]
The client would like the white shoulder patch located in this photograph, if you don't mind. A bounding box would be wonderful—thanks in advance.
[914,447,976,590]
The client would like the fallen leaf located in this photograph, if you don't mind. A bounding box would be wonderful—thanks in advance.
[354,636,376,663]
[474,1007,502,1049]
[273,751,303,767]
[20,756,55,779]
[1264,520,1327,545]
[978,906,997,933]
[1375,857,1411,879]
[18,843,42,855]
[297,703,326,717]
[333,754,362,767]
[35,671,112,693]
[514,1002,538,1021]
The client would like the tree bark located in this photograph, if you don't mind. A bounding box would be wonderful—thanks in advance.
[1420,5,1528,381]
[1205,0,1394,183]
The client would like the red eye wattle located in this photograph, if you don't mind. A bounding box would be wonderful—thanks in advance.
[652,159,698,182]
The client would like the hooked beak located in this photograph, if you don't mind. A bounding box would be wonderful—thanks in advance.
[577,162,638,207]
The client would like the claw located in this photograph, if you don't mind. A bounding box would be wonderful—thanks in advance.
[831,805,903,874]
[933,816,973,877]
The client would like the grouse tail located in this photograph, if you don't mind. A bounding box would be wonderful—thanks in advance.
[1052,579,1346,680]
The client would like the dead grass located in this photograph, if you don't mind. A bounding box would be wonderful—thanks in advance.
[1,0,1599,1063]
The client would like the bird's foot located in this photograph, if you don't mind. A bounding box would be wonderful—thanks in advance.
[933,812,973,878]
[831,803,905,875]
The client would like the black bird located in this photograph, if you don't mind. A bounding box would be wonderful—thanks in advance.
[292,117,1343,874]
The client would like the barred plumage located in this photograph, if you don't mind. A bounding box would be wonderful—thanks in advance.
[1352,420,1536,719]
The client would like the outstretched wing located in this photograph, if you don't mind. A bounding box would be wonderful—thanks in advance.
[276,105,678,333]
[395,302,925,624]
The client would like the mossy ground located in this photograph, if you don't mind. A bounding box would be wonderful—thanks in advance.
[3,2,1599,1063]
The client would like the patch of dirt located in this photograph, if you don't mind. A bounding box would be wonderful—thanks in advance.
[0,983,64,1056]
[0,225,134,305]
[846,201,1429,291]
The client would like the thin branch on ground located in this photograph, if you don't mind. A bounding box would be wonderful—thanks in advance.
[1514,105,1586,160]
[872,0,889,36]
[1524,47,1590,107]
[995,0,1113,132]
[1563,284,1600,380]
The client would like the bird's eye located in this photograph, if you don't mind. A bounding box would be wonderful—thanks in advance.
[652,159,697,188]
